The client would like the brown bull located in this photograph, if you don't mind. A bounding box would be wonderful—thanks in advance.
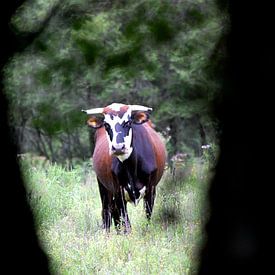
[83,103,166,233]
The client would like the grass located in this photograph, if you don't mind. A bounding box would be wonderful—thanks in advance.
[21,156,212,275]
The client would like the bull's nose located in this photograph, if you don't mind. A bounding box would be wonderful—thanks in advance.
[112,144,125,151]
[112,144,126,155]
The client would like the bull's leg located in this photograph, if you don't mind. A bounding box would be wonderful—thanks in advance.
[113,187,131,234]
[97,178,113,232]
[143,170,158,221]
[144,185,156,220]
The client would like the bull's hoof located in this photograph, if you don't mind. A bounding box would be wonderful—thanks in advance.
[124,226,132,235]
[101,223,111,233]
[115,225,131,235]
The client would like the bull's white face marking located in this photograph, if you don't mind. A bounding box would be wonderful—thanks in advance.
[107,103,125,111]
[103,104,133,162]
[116,147,133,162]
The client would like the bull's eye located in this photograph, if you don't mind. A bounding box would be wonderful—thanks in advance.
[104,123,113,141]
[132,111,149,124]
[123,120,132,128]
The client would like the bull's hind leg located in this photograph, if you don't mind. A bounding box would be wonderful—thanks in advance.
[144,185,156,220]
[113,187,131,234]
[97,178,113,232]
[143,171,158,221]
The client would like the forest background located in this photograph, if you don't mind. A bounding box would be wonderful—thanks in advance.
[4,0,227,166]
[2,1,272,274]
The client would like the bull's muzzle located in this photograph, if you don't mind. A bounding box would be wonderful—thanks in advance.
[111,144,126,156]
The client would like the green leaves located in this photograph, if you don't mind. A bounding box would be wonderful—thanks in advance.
[75,39,101,65]
[4,0,226,161]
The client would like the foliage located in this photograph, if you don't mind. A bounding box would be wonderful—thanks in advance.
[4,0,227,163]
[21,156,211,274]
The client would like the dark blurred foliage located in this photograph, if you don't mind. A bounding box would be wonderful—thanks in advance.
[198,0,274,274]
[0,1,50,273]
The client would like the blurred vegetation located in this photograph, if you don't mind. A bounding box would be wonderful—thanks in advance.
[4,0,227,165]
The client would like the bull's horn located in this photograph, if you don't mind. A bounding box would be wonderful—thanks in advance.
[130,105,153,112]
[81,107,104,115]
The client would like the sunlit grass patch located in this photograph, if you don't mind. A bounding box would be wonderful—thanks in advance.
[21,157,211,274]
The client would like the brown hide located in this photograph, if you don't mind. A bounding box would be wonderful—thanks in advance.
[143,122,167,183]
[92,121,166,192]
[92,127,117,193]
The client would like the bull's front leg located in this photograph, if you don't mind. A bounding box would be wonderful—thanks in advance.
[113,186,131,234]
[97,178,113,232]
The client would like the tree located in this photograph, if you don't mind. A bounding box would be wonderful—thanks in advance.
[4,0,227,163]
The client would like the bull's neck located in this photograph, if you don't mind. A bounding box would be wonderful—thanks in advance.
[121,148,137,176]
[116,147,133,162]
[122,149,139,199]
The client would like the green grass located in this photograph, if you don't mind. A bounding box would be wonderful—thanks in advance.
[21,157,211,275]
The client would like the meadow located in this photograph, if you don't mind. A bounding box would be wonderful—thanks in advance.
[21,155,212,275]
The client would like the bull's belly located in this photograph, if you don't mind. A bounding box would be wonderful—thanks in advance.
[124,186,146,206]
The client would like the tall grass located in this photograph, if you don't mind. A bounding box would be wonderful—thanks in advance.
[21,156,212,274]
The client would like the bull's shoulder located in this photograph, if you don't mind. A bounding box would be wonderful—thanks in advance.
[94,128,108,150]
[93,128,111,171]
[143,123,166,152]
[92,127,115,190]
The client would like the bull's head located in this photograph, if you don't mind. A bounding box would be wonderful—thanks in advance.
[82,103,152,162]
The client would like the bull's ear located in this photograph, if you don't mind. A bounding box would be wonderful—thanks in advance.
[87,116,103,128]
[133,111,149,124]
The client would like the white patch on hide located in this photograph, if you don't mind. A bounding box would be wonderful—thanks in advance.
[108,103,125,111]
[124,188,131,202]
[124,186,146,206]
[104,107,133,162]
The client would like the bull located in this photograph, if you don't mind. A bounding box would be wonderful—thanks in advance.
[82,103,166,233]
